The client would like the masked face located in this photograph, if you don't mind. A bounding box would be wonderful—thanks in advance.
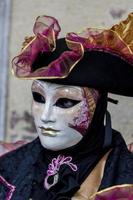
[31,81,100,151]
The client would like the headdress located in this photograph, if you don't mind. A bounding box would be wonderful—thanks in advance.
[12,13,133,96]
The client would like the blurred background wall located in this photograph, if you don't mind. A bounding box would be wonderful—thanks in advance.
[0,0,133,143]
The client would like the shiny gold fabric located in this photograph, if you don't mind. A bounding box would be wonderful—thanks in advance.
[111,13,133,53]
[72,150,111,200]
[72,149,133,200]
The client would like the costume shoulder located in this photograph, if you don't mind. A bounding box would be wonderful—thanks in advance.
[100,130,133,189]
[0,138,43,200]
[0,137,42,178]
[0,140,27,157]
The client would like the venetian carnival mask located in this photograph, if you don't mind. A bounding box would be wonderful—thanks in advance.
[31,81,100,151]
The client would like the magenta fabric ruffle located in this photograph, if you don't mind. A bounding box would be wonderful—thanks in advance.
[12,13,133,79]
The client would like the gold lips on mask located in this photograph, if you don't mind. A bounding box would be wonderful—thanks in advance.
[40,127,60,136]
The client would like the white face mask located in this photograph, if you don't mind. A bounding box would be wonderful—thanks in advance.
[31,81,99,151]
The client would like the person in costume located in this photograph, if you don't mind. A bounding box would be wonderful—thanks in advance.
[0,14,133,200]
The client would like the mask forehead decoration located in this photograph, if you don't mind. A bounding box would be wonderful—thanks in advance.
[31,81,100,150]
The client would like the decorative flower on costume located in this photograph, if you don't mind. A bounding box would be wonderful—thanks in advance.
[44,155,77,190]
[12,13,133,79]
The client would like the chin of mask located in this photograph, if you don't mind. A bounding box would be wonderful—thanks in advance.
[31,81,100,151]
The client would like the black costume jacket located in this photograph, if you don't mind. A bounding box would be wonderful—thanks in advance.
[0,131,133,200]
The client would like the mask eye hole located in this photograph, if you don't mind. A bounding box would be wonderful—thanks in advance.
[32,92,45,103]
[55,98,81,108]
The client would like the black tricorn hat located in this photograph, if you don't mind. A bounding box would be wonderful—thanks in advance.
[12,14,133,96]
